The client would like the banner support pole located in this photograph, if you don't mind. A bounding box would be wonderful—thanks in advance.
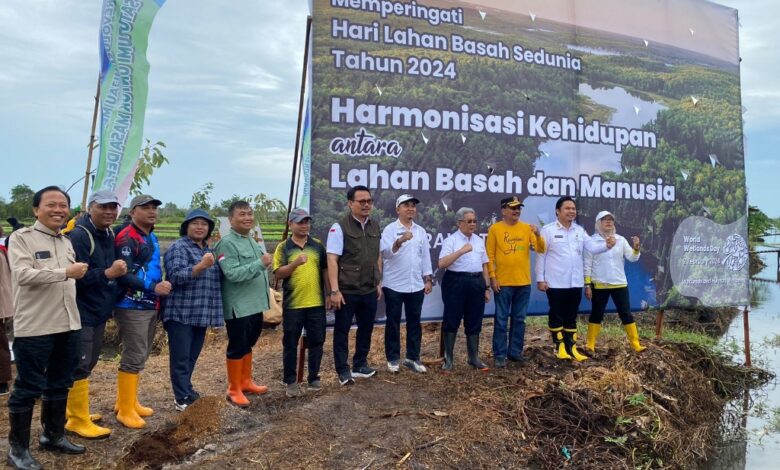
[283,15,313,241]
[743,306,751,367]
[81,75,101,209]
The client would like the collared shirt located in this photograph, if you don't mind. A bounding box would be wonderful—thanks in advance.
[273,236,327,309]
[535,221,609,288]
[440,230,488,273]
[326,215,371,255]
[380,219,433,293]
[214,228,270,320]
[584,233,640,288]
[162,237,224,327]
[7,220,81,337]
[486,220,546,286]
[0,248,14,319]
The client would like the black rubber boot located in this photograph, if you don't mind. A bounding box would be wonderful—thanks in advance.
[441,332,456,372]
[39,398,86,454]
[466,334,489,371]
[7,408,42,470]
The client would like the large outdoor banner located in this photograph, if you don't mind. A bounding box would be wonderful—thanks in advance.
[93,0,166,206]
[307,0,749,319]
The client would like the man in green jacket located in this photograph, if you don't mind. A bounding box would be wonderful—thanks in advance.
[214,200,272,407]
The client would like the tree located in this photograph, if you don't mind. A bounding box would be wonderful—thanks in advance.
[5,184,35,219]
[190,182,214,211]
[129,140,169,196]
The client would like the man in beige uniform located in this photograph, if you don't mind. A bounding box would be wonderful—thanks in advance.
[6,186,88,470]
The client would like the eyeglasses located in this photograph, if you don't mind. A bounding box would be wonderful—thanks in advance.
[352,199,373,206]
[460,219,477,224]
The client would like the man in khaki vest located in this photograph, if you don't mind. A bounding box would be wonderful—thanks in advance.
[326,185,382,386]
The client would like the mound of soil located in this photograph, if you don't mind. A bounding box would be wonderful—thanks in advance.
[0,318,769,469]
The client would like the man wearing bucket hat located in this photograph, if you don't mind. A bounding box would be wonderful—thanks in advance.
[486,196,545,368]
[113,194,171,428]
[162,209,223,411]
[273,207,329,397]
[584,211,645,353]
[65,190,127,439]
[380,194,433,374]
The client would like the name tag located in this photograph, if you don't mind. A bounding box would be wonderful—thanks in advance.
[35,250,51,260]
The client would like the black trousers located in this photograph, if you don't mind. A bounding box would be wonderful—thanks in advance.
[225,312,263,359]
[441,271,486,335]
[383,288,424,362]
[333,293,377,375]
[546,288,582,330]
[588,287,634,325]
[282,306,326,384]
[73,322,106,381]
[9,330,81,411]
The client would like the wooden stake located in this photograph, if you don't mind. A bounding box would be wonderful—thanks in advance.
[654,309,665,339]
[81,76,101,209]
[296,332,307,384]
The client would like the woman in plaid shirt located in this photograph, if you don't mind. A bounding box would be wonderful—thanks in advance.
[162,209,224,411]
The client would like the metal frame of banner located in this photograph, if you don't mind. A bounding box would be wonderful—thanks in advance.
[292,16,313,385]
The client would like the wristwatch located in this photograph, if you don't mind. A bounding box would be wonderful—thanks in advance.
[329,290,339,296]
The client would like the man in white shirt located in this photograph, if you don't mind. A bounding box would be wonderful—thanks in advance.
[535,197,615,361]
[380,195,433,374]
[438,207,491,372]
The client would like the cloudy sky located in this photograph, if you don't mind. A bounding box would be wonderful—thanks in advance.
[0,0,777,215]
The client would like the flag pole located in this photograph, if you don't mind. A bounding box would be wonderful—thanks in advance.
[283,15,313,242]
[81,75,101,209]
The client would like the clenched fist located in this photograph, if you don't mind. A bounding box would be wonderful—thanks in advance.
[66,262,89,280]
[105,259,127,279]
[295,253,308,266]
[460,243,473,254]
[261,253,273,267]
[155,280,172,296]
[199,252,215,268]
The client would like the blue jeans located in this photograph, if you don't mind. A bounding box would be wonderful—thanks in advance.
[492,285,531,359]
[164,320,206,402]
[383,288,424,362]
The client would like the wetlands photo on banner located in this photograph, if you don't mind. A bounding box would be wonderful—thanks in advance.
[305,0,750,320]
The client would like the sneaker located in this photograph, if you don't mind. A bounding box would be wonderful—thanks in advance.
[189,390,201,401]
[352,366,377,378]
[308,379,323,392]
[403,359,427,373]
[174,398,189,412]
[286,383,303,398]
[494,357,507,368]
[387,360,400,373]
[338,371,355,386]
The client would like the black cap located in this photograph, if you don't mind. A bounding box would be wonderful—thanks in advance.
[500,196,524,208]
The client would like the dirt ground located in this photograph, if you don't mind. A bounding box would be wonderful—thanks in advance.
[0,314,767,470]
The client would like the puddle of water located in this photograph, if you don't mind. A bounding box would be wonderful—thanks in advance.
[709,236,780,469]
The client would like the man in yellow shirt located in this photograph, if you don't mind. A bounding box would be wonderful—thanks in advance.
[487,197,545,367]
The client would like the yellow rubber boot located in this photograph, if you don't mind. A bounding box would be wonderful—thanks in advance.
[115,371,146,429]
[241,352,268,395]
[65,379,111,439]
[226,359,250,407]
[114,395,154,417]
[564,329,589,362]
[550,328,572,360]
[624,323,647,352]
[586,323,601,352]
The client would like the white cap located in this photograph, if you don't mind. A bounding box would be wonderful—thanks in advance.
[395,194,420,207]
[595,210,614,221]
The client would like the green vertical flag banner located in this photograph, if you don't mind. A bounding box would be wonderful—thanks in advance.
[93,0,166,205]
